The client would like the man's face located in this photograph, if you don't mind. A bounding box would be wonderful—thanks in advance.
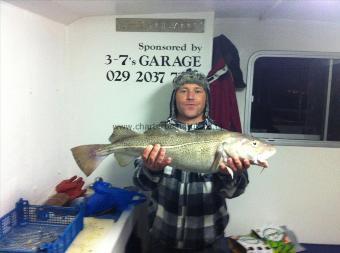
[175,83,207,123]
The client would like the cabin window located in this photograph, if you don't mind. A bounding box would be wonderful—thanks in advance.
[245,51,340,147]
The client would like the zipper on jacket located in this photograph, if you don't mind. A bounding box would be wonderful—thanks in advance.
[179,171,188,246]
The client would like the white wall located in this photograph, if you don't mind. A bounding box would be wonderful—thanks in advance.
[214,18,340,244]
[0,2,68,214]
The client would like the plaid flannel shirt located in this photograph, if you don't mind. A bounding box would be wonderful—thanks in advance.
[133,118,249,250]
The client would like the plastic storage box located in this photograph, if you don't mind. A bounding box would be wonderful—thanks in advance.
[0,198,84,253]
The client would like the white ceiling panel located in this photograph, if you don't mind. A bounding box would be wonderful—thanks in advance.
[4,0,340,25]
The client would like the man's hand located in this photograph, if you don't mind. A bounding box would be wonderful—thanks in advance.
[142,144,172,171]
[219,157,268,175]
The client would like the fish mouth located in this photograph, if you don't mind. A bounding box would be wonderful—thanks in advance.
[256,148,276,166]
[256,160,269,168]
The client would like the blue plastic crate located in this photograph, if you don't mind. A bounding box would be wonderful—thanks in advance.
[0,198,84,253]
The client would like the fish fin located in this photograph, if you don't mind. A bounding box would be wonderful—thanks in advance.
[109,126,138,143]
[210,145,223,173]
[114,153,134,167]
[143,127,166,135]
[213,143,234,179]
[161,124,186,133]
[144,123,186,135]
[71,144,110,176]
[226,166,234,179]
[211,148,234,179]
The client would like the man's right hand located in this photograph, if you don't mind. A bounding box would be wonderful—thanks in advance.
[142,144,172,171]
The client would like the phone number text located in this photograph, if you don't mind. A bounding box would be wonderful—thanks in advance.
[106,70,179,84]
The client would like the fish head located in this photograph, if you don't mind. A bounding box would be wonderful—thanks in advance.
[222,135,276,166]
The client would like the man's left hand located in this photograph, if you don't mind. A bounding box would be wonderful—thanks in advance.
[219,157,268,175]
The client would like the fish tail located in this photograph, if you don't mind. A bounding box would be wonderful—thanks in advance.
[71,144,111,176]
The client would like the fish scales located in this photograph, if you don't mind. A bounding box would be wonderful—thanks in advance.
[108,131,245,172]
[71,125,276,176]
[107,131,224,169]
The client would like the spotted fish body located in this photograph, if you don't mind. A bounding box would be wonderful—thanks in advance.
[71,125,276,177]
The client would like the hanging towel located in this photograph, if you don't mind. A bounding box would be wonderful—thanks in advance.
[208,58,242,132]
[212,34,246,89]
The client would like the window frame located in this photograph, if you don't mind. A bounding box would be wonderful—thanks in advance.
[244,50,340,147]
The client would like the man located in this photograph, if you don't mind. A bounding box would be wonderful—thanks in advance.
[133,69,254,252]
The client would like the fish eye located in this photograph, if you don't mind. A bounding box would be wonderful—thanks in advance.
[252,141,257,146]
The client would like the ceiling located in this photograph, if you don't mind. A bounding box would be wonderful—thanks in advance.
[5,0,340,25]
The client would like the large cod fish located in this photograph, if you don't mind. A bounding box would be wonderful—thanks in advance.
[71,125,276,177]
